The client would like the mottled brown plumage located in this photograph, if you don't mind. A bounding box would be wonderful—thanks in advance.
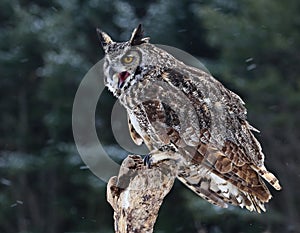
[98,24,281,212]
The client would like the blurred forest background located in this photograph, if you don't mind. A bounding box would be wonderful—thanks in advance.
[1,0,300,232]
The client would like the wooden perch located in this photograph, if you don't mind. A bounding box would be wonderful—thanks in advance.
[107,155,177,233]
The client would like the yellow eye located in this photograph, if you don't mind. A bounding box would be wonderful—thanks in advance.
[122,56,134,64]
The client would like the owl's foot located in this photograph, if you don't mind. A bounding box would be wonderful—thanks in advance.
[143,154,152,168]
[143,144,179,168]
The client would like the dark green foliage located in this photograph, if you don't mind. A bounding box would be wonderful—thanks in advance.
[0,0,299,232]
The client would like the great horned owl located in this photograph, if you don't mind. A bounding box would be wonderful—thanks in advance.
[97,24,281,212]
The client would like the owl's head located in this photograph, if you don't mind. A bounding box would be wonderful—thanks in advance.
[97,24,173,97]
[97,25,149,96]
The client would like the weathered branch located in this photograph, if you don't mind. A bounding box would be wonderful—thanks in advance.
[107,155,177,233]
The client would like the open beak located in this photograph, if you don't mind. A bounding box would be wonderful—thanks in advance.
[118,71,130,88]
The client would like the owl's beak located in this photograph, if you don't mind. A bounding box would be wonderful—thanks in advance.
[118,71,130,88]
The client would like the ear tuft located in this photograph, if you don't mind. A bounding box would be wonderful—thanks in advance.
[96,28,113,52]
[129,24,150,46]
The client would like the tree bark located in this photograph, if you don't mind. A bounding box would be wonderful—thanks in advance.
[107,155,177,233]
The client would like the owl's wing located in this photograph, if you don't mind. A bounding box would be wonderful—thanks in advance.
[136,93,272,212]
[156,67,281,211]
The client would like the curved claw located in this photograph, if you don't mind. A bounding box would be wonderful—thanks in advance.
[143,154,152,168]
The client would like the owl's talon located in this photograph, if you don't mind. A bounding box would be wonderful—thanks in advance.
[144,144,179,168]
[143,154,152,168]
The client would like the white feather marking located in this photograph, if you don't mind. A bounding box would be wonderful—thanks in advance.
[128,111,143,138]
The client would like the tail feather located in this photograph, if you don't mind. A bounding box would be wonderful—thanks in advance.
[177,164,270,212]
[251,165,282,191]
